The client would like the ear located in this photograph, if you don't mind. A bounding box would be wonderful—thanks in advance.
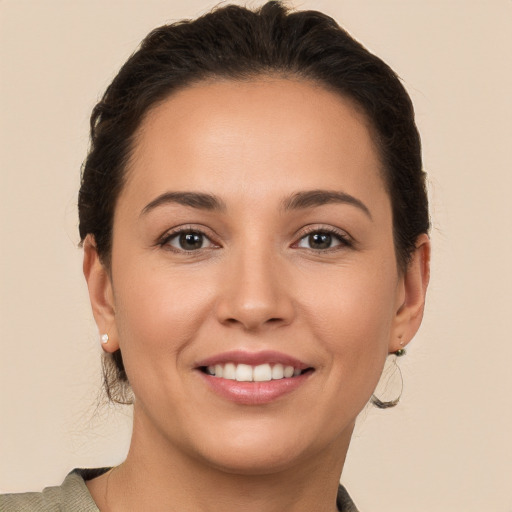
[389,233,431,353]
[83,235,120,353]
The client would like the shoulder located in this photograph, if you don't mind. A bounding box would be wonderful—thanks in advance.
[0,468,110,512]
[337,484,359,512]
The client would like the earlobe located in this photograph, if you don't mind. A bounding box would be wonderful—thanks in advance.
[83,235,120,353]
[390,234,431,353]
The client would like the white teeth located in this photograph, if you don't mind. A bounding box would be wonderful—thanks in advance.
[205,362,304,381]
[223,362,236,380]
[235,364,253,382]
[271,364,284,380]
[215,364,223,378]
[283,366,295,378]
[253,364,272,382]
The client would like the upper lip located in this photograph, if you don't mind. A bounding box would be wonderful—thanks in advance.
[195,350,311,370]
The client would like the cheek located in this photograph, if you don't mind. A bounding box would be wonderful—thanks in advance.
[300,259,398,391]
[315,294,392,383]
[303,259,397,342]
[110,264,218,413]
[111,258,217,373]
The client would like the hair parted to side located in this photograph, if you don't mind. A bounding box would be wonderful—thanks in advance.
[78,1,430,404]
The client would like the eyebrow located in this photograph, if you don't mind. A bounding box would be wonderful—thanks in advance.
[140,192,227,216]
[140,189,372,219]
[282,190,372,219]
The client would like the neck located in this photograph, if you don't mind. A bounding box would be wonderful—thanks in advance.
[94,405,353,512]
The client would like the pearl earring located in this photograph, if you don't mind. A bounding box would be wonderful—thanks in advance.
[101,334,109,344]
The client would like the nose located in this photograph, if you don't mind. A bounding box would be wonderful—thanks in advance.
[214,245,295,332]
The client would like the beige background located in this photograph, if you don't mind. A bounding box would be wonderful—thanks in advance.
[1,0,511,510]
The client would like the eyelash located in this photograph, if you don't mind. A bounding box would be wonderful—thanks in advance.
[157,225,353,254]
[294,226,353,252]
[157,225,219,253]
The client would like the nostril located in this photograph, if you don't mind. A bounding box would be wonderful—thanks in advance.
[215,288,295,330]
[222,316,285,328]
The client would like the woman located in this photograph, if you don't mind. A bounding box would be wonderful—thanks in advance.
[1,1,430,510]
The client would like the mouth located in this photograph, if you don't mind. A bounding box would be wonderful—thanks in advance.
[195,351,315,404]
[199,363,313,382]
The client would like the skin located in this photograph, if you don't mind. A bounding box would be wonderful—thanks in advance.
[83,78,430,512]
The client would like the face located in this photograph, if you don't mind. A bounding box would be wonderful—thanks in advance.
[86,78,427,475]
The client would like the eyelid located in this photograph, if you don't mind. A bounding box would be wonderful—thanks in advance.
[157,224,221,251]
[292,225,354,250]
[156,223,353,253]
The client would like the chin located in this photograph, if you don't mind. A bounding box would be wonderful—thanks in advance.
[200,442,307,476]
[186,418,346,476]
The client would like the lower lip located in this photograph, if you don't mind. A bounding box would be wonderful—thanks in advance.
[198,371,312,405]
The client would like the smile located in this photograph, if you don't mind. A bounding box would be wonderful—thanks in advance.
[202,363,308,382]
[195,351,314,405]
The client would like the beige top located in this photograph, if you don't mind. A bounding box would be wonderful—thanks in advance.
[0,468,106,512]
[0,468,358,511]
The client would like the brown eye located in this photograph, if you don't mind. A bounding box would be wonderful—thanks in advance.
[308,233,332,249]
[166,231,214,251]
[297,230,346,250]
[179,232,204,250]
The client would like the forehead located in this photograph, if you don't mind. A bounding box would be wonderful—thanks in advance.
[122,78,387,210]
